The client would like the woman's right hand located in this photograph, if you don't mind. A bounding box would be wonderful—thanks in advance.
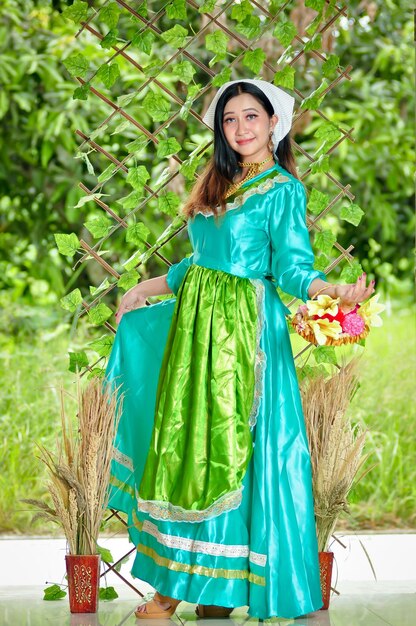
[115,284,147,325]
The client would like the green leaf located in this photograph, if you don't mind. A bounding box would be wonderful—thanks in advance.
[68,351,89,373]
[242,48,266,74]
[99,586,119,601]
[131,30,155,55]
[88,303,113,326]
[307,188,328,215]
[315,229,336,256]
[304,34,322,52]
[236,15,261,39]
[313,345,338,365]
[231,0,253,22]
[340,259,364,283]
[126,136,148,154]
[54,233,80,257]
[142,60,161,78]
[73,83,90,101]
[97,545,114,563]
[60,288,82,312]
[212,67,232,87]
[160,24,189,48]
[98,163,116,183]
[172,61,196,84]
[205,31,229,55]
[305,10,323,37]
[157,137,182,158]
[273,65,295,89]
[300,80,328,110]
[118,270,139,291]
[101,2,121,29]
[74,193,108,209]
[208,53,226,68]
[143,91,171,122]
[322,54,340,78]
[43,584,67,601]
[63,53,89,79]
[314,122,341,143]
[88,334,114,357]
[296,363,328,381]
[340,203,364,226]
[89,278,110,295]
[166,0,187,20]
[199,0,216,12]
[310,154,330,174]
[118,190,143,210]
[117,92,136,107]
[126,165,150,190]
[100,29,119,50]
[305,0,325,10]
[126,222,150,246]
[158,191,180,216]
[313,254,328,272]
[62,0,88,23]
[180,157,198,180]
[96,63,120,89]
[273,21,297,48]
[84,215,112,239]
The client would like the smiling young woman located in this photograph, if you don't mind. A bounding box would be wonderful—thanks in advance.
[107,79,375,621]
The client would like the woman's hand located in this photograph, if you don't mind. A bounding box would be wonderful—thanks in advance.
[115,285,147,324]
[334,273,376,312]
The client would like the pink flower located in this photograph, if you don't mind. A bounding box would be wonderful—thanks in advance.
[341,312,366,336]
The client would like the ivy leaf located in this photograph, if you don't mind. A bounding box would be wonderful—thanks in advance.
[143,91,171,122]
[84,215,112,239]
[126,222,150,247]
[340,203,364,227]
[313,254,328,272]
[212,67,232,87]
[315,229,336,256]
[313,345,338,365]
[99,586,119,601]
[322,54,340,78]
[131,30,155,55]
[199,0,216,13]
[89,278,110,296]
[158,191,180,216]
[68,351,89,373]
[340,259,364,283]
[157,137,182,158]
[208,53,226,68]
[100,29,119,49]
[63,53,89,79]
[87,303,113,326]
[117,92,136,107]
[180,157,198,180]
[236,15,261,39]
[273,21,297,48]
[172,61,196,84]
[96,63,120,89]
[305,10,323,37]
[135,1,148,17]
[54,233,80,257]
[88,334,114,358]
[73,83,90,101]
[118,270,139,291]
[304,34,322,52]
[101,2,121,29]
[300,80,328,110]
[43,584,67,601]
[205,31,229,55]
[160,24,189,48]
[305,0,325,10]
[307,188,328,215]
[242,48,266,74]
[126,165,150,190]
[166,0,187,20]
[98,163,116,183]
[314,122,341,143]
[74,193,108,209]
[62,0,88,23]
[126,136,148,154]
[118,190,143,210]
[231,0,253,22]
[273,65,295,89]
[97,545,114,563]
[310,154,330,174]
[60,288,82,312]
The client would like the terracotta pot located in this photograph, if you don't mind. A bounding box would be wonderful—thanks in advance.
[65,554,101,613]
[318,551,334,610]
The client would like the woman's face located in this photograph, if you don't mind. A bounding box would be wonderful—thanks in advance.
[222,92,278,162]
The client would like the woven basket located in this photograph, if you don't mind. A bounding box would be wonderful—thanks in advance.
[291,317,370,346]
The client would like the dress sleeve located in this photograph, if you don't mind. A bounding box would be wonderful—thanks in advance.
[269,180,327,303]
[166,254,194,295]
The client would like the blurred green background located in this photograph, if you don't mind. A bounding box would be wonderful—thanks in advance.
[0,0,414,534]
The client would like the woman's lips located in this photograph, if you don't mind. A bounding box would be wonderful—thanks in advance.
[236,138,255,145]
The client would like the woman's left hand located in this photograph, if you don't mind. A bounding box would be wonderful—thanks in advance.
[334,273,376,313]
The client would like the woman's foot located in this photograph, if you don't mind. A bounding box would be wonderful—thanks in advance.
[196,604,233,618]
[135,591,181,619]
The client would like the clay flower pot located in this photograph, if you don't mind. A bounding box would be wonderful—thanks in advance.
[318,551,334,610]
[65,554,101,613]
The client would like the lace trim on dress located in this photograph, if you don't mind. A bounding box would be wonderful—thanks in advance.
[137,485,243,523]
[248,279,267,430]
[112,447,134,471]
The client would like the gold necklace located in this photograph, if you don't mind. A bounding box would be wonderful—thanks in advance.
[224,154,274,199]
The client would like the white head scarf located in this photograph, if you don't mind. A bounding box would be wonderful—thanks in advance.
[202,79,295,153]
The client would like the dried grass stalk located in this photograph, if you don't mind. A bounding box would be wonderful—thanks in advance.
[300,357,371,552]
[23,376,123,555]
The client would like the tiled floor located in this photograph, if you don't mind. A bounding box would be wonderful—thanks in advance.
[0,583,415,626]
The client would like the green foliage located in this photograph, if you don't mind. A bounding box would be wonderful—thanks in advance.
[43,584,67,601]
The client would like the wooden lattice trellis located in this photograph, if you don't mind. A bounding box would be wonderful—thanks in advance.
[63,0,357,596]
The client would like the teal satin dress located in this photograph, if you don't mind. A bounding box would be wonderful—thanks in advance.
[106,162,327,619]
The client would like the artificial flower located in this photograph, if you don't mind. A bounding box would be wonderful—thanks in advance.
[306,294,340,318]
[341,312,366,336]
[357,293,385,327]
[308,318,343,346]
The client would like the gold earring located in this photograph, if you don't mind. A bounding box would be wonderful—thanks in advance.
[268,130,274,153]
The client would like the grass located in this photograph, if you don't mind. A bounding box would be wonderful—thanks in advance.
[0,301,415,534]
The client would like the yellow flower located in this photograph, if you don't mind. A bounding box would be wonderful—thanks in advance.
[308,318,343,345]
[306,294,340,318]
[357,293,385,327]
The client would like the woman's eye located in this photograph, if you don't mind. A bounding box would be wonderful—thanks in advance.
[247,114,257,119]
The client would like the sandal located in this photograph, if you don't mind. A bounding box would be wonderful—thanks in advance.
[196,604,233,618]
[135,591,181,619]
